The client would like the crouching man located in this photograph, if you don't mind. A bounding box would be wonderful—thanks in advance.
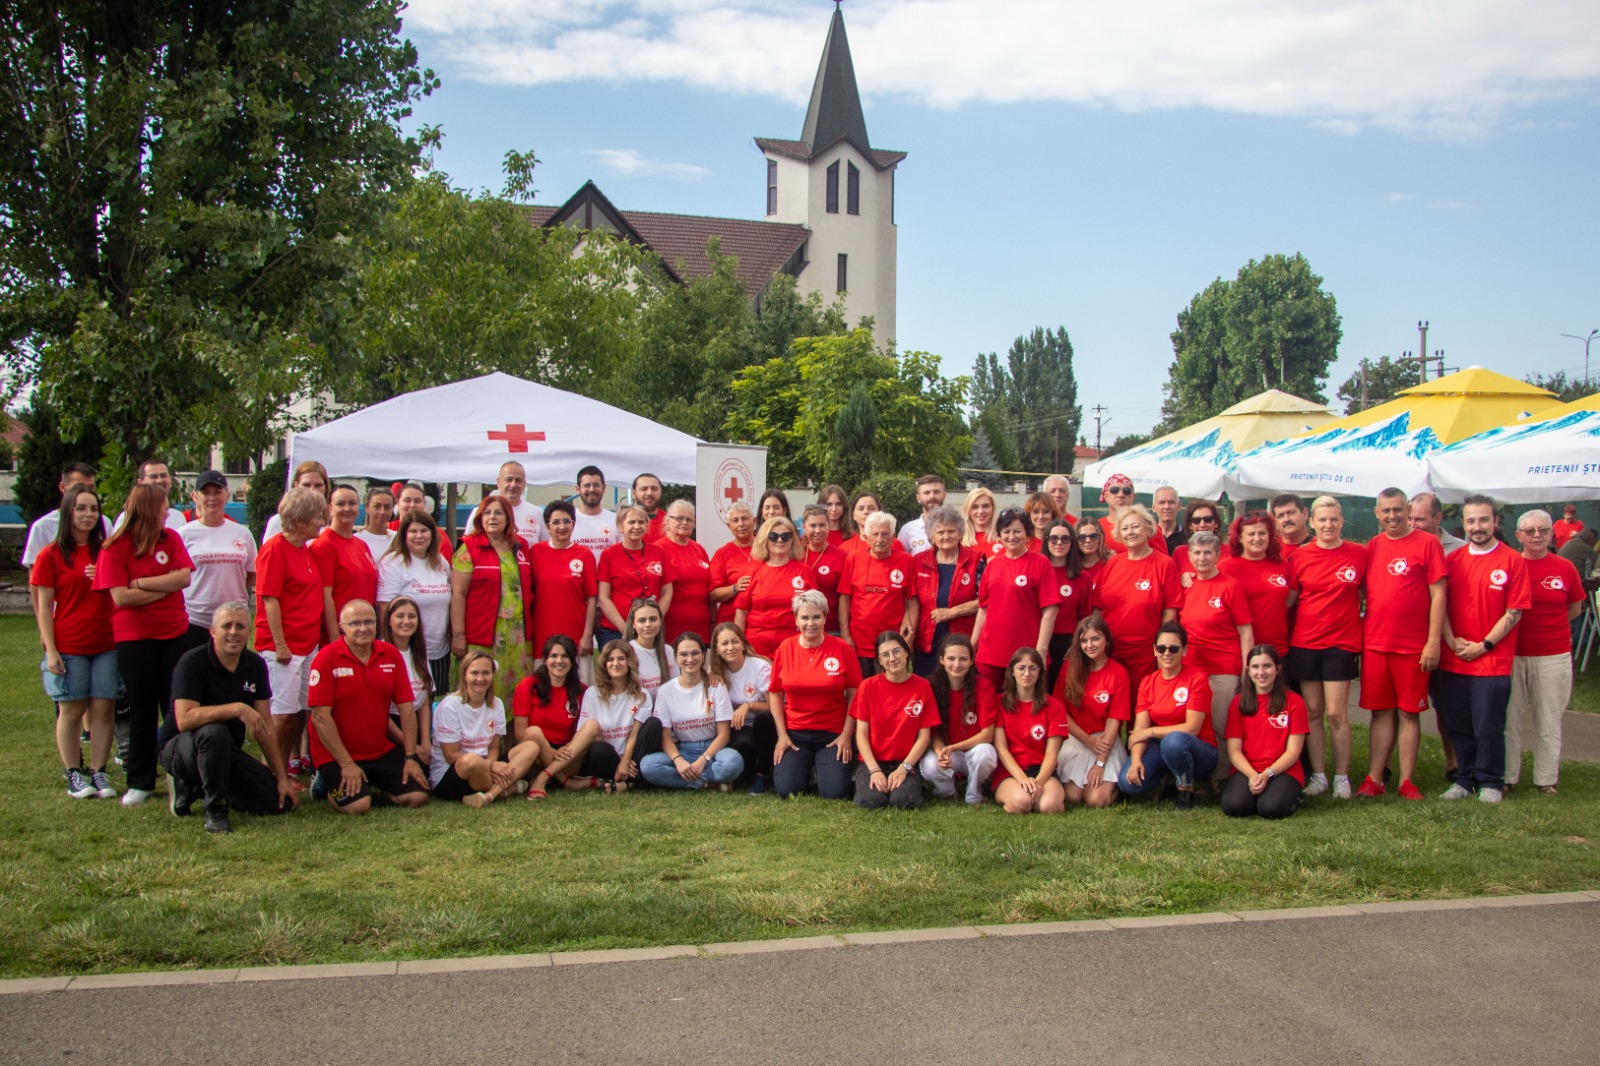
[161,601,298,833]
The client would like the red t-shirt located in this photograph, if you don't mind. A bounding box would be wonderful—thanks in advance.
[511,676,586,748]
[975,551,1063,668]
[1516,553,1584,657]
[1218,555,1293,655]
[851,673,940,764]
[528,542,597,654]
[1091,551,1182,668]
[1287,541,1367,653]
[1225,690,1310,784]
[1363,529,1448,654]
[995,695,1071,773]
[941,678,998,746]
[307,638,413,764]
[1552,518,1584,549]
[1178,572,1253,675]
[312,529,380,623]
[735,559,814,655]
[1046,561,1094,635]
[1057,658,1132,736]
[804,544,848,626]
[1100,515,1170,556]
[1136,664,1216,746]
[839,550,915,657]
[92,529,194,642]
[1440,543,1532,676]
[597,542,675,628]
[255,534,323,655]
[709,540,757,624]
[769,634,862,733]
[645,511,667,544]
[30,543,115,655]
[657,537,712,643]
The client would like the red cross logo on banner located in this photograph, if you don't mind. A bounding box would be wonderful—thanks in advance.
[488,424,546,453]
[724,477,745,504]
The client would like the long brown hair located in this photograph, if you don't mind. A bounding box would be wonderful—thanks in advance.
[594,639,645,701]
[383,596,431,702]
[1001,646,1047,711]
[1059,614,1114,710]
[106,484,169,557]
[928,634,973,722]
[1237,644,1288,718]
[54,485,105,561]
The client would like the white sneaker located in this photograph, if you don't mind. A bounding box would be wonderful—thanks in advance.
[1478,787,1504,804]
[120,788,154,807]
[1439,783,1473,801]
[1332,775,1352,800]
[1304,773,1329,797]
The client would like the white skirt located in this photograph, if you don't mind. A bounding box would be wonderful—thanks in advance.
[1056,734,1128,788]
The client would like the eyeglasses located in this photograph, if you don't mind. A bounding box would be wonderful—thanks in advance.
[767,531,794,542]
[1047,535,1074,544]
[1518,526,1551,535]
[342,619,377,629]
[1154,644,1182,655]
[1106,486,1133,496]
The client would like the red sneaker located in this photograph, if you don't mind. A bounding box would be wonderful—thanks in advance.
[1355,777,1386,798]
[1397,780,1424,801]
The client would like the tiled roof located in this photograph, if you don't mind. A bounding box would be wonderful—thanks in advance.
[754,136,906,172]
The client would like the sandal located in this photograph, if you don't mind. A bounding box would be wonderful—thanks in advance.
[600,780,629,795]
[1539,785,1559,795]
[526,786,548,800]
[563,775,596,791]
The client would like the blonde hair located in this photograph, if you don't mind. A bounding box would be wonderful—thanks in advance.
[960,487,998,547]
[1114,503,1157,536]
[750,516,802,562]
[1310,495,1342,515]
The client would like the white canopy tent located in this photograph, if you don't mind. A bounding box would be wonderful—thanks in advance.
[1427,409,1600,504]
[289,372,703,485]
[1230,411,1441,499]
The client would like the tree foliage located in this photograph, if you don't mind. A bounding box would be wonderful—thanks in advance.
[725,330,972,487]
[13,396,107,524]
[969,327,1082,475]
[1524,370,1592,404]
[829,382,878,490]
[1159,254,1342,433]
[1337,355,1422,414]
[960,427,1008,491]
[0,2,435,466]
[1101,432,1153,460]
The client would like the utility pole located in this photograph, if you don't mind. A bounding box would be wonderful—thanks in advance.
[1053,427,1060,472]
[1417,321,1430,381]
[1091,404,1111,457]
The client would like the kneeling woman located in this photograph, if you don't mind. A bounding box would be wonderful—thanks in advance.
[544,640,661,793]
[429,651,544,808]
[992,647,1069,814]
[641,632,746,790]
[1053,614,1131,808]
[1221,645,1309,819]
[851,632,938,810]
[1119,622,1217,810]
[919,635,998,804]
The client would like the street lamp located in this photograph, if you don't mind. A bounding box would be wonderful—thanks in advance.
[1560,330,1598,387]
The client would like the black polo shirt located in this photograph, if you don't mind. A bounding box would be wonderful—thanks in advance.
[159,641,273,749]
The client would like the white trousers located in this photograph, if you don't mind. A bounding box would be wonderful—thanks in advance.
[920,743,998,804]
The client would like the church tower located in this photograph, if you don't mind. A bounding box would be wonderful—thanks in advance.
[756,6,905,344]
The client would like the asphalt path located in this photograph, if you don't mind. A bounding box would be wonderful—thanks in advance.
[4,897,1596,1066]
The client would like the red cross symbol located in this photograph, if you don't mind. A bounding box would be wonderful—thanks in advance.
[487,424,546,453]
[723,477,745,503]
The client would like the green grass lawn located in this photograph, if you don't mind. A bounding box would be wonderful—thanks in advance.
[2,614,1598,978]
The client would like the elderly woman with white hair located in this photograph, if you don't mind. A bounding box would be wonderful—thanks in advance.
[837,510,918,676]
[709,501,758,626]
[769,588,862,799]
[911,505,982,677]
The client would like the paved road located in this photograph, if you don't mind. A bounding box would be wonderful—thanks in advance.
[4,896,1596,1066]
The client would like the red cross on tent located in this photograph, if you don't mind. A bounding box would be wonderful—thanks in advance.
[487,424,546,453]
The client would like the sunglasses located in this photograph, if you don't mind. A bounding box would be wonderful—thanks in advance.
[1154,644,1183,655]
[1106,486,1133,495]
[767,531,794,542]
[1077,532,1102,541]
[1047,535,1074,544]
[1191,515,1218,524]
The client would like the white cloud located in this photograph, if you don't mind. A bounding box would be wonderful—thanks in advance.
[587,148,711,180]
[1384,192,1413,203]
[404,0,1600,139]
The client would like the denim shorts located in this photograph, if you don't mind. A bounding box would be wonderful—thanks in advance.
[41,650,122,702]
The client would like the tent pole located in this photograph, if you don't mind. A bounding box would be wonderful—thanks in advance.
[446,483,459,541]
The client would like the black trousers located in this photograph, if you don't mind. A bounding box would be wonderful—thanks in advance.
[854,760,925,809]
[158,723,288,815]
[1220,771,1303,819]
[117,627,207,791]
[578,717,662,782]
[729,711,778,777]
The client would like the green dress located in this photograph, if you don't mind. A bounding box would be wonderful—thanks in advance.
[452,542,533,703]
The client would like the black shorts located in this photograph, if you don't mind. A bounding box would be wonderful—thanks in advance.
[315,747,427,807]
[431,764,476,802]
[1287,646,1360,683]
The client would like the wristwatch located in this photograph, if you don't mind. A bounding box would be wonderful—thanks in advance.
[900,761,915,773]
[1094,759,1106,768]
[1482,638,1496,652]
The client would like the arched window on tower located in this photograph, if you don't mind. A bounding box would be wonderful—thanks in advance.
[826,161,840,213]
[847,162,860,215]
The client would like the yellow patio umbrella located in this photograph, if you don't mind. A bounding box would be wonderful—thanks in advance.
[1298,365,1562,444]
[1189,389,1339,451]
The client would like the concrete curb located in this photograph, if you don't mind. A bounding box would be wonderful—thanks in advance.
[5,891,1595,995]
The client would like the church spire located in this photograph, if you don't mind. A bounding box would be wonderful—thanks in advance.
[800,6,871,157]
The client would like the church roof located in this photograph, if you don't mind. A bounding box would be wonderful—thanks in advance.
[756,8,905,172]
[528,182,811,298]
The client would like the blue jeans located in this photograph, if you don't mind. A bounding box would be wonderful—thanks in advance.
[640,740,745,789]
[1119,732,1219,794]
[773,729,854,799]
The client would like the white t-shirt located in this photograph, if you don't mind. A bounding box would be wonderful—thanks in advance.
[631,640,679,694]
[653,678,734,743]
[377,553,453,658]
[578,687,653,755]
[112,507,186,533]
[721,657,773,710]
[355,529,394,564]
[428,694,505,786]
[467,499,547,549]
[177,519,259,627]
[898,516,931,556]
[22,512,114,567]
[390,651,431,718]
[572,507,621,561]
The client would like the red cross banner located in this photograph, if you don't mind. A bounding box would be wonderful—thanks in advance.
[696,443,768,553]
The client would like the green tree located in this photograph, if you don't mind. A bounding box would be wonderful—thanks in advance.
[1337,355,1421,413]
[961,427,1008,491]
[1101,432,1152,460]
[725,330,971,487]
[13,397,108,524]
[970,327,1082,475]
[829,382,878,489]
[1158,254,1342,432]
[1524,370,1591,404]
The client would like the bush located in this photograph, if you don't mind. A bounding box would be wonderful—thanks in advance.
[247,459,289,542]
[852,473,917,528]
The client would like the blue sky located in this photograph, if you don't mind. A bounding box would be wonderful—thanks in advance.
[400,0,1600,440]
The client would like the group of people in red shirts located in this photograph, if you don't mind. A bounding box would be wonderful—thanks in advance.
[25,454,1588,827]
